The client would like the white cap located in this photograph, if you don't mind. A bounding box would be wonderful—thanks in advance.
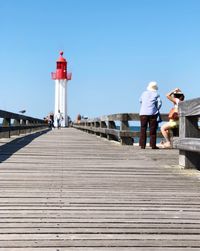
[147,81,158,91]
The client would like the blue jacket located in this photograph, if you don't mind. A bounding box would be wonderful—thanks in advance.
[139,90,162,115]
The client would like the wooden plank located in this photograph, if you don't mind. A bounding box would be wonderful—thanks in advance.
[179,97,200,116]
[0,239,200,247]
[0,248,199,251]
[173,138,200,152]
[0,128,200,249]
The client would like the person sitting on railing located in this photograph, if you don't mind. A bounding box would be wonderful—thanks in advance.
[160,88,185,148]
[139,81,162,149]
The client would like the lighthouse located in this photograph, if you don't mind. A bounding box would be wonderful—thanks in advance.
[51,51,72,127]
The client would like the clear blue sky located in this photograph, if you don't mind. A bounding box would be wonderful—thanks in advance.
[0,0,200,120]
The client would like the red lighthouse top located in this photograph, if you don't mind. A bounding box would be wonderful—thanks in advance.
[51,51,72,80]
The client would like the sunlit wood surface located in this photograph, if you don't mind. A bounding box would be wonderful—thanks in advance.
[0,128,200,250]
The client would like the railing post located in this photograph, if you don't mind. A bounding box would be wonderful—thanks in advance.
[85,121,88,133]
[2,118,10,127]
[179,115,200,168]
[28,120,33,133]
[100,121,107,138]
[21,119,27,134]
[87,122,91,133]
[13,119,20,136]
[107,121,117,141]
[2,118,11,138]
[95,121,100,136]
[91,122,95,134]
[120,118,133,145]
[33,121,37,132]
[33,121,38,132]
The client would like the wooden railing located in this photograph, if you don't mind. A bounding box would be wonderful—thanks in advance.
[173,98,200,169]
[0,109,48,139]
[73,113,169,145]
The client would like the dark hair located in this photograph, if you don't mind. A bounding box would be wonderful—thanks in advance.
[174,93,185,101]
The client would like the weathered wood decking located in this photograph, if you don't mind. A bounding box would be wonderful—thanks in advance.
[0,128,200,250]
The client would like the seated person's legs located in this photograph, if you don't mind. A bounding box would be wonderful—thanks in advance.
[161,122,171,142]
[161,122,172,147]
[161,120,178,148]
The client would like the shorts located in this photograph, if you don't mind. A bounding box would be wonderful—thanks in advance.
[169,119,179,128]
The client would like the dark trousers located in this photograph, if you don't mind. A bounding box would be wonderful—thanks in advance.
[139,115,158,148]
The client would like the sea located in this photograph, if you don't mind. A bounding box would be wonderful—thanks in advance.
[119,125,162,144]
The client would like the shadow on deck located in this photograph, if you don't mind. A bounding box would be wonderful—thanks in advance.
[0,129,50,163]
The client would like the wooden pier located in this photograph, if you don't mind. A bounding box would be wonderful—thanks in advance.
[0,128,200,250]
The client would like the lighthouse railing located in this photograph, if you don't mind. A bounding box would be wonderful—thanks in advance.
[0,110,48,139]
[67,73,72,80]
[51,72,57,80]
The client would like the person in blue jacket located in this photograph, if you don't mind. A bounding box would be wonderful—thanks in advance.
[139,81,162,149]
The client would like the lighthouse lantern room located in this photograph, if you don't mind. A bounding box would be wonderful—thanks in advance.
[51,51,71,127]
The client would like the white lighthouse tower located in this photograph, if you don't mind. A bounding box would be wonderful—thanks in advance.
[51,51,72,127]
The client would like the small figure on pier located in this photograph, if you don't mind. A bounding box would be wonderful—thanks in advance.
[48,113,55,129]
[55,110,63,129]
[161,88,185,148]
[139,81,162,149]
[76,114,82,124]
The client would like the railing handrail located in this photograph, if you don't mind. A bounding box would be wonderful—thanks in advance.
[77,112,169,123]
[73,112,169,145]
[0,109,48,139]
[0,109,44,123]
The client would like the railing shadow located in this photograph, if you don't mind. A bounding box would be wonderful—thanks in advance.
[0,129,51,163]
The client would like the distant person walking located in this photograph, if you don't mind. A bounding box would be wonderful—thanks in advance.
[139,81,162,149]
[55,110,63,129]
[161,88,185,148]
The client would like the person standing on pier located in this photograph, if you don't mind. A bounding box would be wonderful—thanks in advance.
[139,81,162,149]
[55,110,63,129]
